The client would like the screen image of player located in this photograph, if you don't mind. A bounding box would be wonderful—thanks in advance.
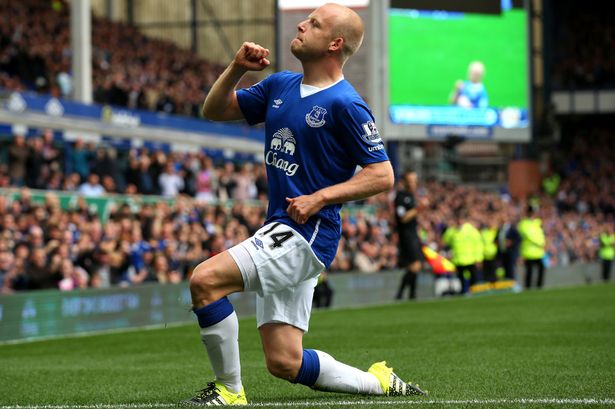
[388,0,529,132]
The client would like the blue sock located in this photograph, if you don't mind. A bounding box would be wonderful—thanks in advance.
[193,297,234,328]
[294,349,321,386]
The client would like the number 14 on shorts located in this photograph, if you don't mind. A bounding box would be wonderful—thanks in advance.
[251,223,295,250]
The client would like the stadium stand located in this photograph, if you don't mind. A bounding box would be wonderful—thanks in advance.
[0,189,267,292]
[550,2,615,90]
[0,0,258,117]
[1,126,611,293]
[0,131,267,197]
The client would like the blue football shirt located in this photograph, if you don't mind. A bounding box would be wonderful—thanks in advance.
[236,71,389,267]
[460,81,488,108]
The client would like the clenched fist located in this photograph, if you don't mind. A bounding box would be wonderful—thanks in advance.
[286,194,325,225]
[234,42,271,71]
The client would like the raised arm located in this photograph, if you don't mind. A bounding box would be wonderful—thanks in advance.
[202,42,270,121]
[286,160,395,224]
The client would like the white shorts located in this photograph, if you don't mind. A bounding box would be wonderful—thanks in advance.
[228,222,325,332]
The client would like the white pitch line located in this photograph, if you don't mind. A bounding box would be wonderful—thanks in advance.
[1,399,615,408]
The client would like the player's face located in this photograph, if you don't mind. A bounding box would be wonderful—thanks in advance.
[291,6,336,60]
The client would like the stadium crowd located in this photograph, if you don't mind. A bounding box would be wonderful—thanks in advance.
[1,130,269,200]
[551,2,615,90]
[0,124,613,293]
[0,190,267,292]
[3,0,614,105]
[0,0,257,117]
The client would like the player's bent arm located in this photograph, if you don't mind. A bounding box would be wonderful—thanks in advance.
[317,160,394,205]
[287,161,394,224]
[202,62,246,121]
[202,42,270,121]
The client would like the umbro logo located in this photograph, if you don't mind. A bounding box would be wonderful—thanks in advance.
[251,238,264,250]
[272,99,283,108]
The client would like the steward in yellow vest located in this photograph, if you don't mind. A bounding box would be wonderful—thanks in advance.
[443,215,483,293]
[542,172,560,197]
[599,225,614,282]
[517,205,546,289]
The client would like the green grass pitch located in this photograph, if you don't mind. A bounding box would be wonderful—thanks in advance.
[389,9,529,108]
[1,284,614,408]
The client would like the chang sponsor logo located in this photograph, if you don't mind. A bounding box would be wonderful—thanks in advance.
[265,151,299,176]
[270,128,296,155]
[266,127,300,176]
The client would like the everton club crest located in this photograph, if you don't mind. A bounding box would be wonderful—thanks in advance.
[305,105,327,128]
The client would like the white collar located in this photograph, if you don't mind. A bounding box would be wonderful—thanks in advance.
[300,77,344,98]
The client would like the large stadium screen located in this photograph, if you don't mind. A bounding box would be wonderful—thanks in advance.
[388,0,530,140]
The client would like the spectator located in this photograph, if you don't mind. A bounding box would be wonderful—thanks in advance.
[62,172,82,191]
[68,138,91,179]
[41,129,61,172]
[89,249,113,288]
[149,253,182,284]
[195,156,217,202]
[158,162,184,197]
[78,173,106,197]
[25,246,62,290]
[217,162,237,201]
[0,249,15,293]
[253,162,268,201]
[497,208,521,280]
[8,245,30,291]
[232,163,257,201]
[353,242,384,274]
[94,147,125,191]
[25,137,46,188]
[8,134,29,186]
[101,175,117,193]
